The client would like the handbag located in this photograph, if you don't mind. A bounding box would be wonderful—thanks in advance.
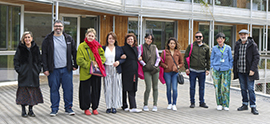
[185,44,193,76]
[86,48,103,77]
[170,52,184,85]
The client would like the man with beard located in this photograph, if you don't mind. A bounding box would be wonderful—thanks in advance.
[233,29,259,115]
[42,20,78,116]
[184,31,210,109]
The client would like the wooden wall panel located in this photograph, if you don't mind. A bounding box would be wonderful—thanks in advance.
[236,24,248,40]
[100,15,113,46]
[178,20,189,50]
[237,0,247,9]
[115,16,128,46]
[193,21,200,42]
[177,20,199,50]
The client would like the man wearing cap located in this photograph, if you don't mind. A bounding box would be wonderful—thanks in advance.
[233,29,260,115]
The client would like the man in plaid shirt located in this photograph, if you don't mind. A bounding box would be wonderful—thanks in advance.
[233,29,260,115]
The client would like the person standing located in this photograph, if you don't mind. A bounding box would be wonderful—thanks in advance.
[184,31,210,108]
[102,32,125,114]
[14,31,43,117]
[139,34,160,112]
[160,37,183,111]
[77,28,106,115]
[121,33,142,113]
[233,29,260,115]
[210,33,233,111]
[42,20,78,116]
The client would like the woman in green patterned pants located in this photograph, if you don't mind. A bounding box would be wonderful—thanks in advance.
[210,33,233,111]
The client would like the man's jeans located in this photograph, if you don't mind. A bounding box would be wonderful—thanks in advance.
[238,73,256,107]
[48,67,73,111]
[189,71,206,104]
[164,72,178,105]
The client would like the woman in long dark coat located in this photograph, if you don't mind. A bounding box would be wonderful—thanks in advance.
[121,33,142,113]
[14,31,43,117]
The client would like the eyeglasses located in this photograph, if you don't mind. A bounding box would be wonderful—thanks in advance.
[54,25,63,27]
[195,36,202,39]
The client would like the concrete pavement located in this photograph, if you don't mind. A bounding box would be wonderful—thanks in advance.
[0,74,270,124]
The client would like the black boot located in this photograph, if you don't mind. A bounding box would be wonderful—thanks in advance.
[28,105,35,117]
[251,107,259,115]
[21,105,28,117]
[237,104,248,111]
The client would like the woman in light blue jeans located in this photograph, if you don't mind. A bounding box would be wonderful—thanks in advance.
[160,37,183,111]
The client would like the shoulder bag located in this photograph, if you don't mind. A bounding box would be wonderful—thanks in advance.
[86,48,103,77]
[170,52,184,85]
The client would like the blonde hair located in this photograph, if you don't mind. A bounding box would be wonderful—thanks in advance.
[21,31,33,44]
[85,28,96,36]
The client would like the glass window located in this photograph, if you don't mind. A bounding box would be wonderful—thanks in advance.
[63,17,77,45]
[199,25,210,45]
[214,25,233,47]
[216,0,237,7]
[146,21,175,50]
[80,17,99,43]
[128,21,138,40]
[0,55,17,82]
[251,0,267,11]
[252,28,263,51]
[0,4,20,51]
[24,13,52,48]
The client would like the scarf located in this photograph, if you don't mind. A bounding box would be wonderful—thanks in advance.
[85,37,106,77]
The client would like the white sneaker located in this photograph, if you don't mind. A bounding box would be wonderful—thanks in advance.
[224,107,229,111]
[217,105,222,111]
[172,105,177,111]
[152,106,158,112]
[167,104,172,110]
[143,106,149,111]
[124,108,129,111]
[129,108,142,113]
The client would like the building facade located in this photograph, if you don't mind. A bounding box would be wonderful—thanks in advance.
[0,0,270,82]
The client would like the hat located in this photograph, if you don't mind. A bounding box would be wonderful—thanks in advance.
[239,29,249,34]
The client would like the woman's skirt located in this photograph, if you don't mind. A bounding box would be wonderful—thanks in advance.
[104,65,122,108]
[16,87,43,105]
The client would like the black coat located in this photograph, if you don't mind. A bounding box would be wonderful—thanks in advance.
[121,44,138,92]
[102,46,125,73]
[233,37,260,80]
[42,31,78,73]
[14,41,41,87]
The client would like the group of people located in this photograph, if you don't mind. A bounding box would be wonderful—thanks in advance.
[14,20,260,118]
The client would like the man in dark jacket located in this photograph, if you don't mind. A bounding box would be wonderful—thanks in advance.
[42,20,78,116]
[233,29,259,115]
[184,31,210,109]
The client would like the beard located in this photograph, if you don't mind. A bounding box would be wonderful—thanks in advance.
[241,37,247,42]
[54,29,63,34]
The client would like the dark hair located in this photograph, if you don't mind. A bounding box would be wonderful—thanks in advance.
[215,32,225,39]
[106,32,118,46]
[144,34,154,43]
[166,37,180,50]
[195,31,203,36]
[54,20,64,27]
[124,33,138,46]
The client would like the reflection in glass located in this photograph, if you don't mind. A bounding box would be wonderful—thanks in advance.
[199,25,210,45]
[63,17,77,46]
[0,55,17,82]
[0,4,20,50]
[24,13,52,48]
[80,17,98,43]
[146,21,174,50]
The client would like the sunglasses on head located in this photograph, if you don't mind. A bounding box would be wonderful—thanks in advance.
[195,36,202,39]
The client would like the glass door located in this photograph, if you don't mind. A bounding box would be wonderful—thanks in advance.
[62,17,78,46]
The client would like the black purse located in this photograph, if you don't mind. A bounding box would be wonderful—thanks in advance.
[170,53,184,85]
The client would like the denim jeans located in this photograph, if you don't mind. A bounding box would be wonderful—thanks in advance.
[164,72,178,105]
[48,67,73,111]
[238,73,256,107]
[189,71,206,104]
